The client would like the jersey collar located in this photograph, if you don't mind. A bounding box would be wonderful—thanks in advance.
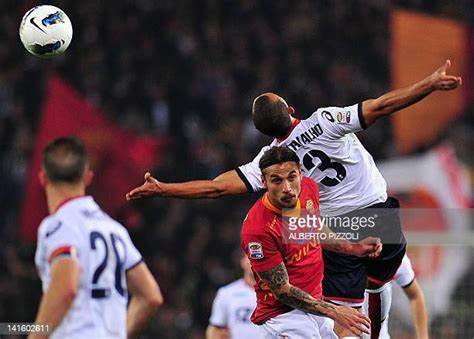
[54,195,86,214]
[276,118,301,143]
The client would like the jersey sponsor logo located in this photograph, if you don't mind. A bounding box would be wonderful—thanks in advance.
[286,124,323,152]
[322,111,335,122]
[248,242,264,259]
[45,221,63,238]
[286,240,319,265]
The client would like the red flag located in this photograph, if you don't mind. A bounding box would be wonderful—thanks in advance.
[19,76,163,242]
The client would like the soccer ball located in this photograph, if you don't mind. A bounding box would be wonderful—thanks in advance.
[19,5,73,58]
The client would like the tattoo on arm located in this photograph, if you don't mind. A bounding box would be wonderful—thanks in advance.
[258,263,336,317]
[258,263,289,290]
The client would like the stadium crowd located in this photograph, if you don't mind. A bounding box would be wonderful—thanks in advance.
[0,1,471,338]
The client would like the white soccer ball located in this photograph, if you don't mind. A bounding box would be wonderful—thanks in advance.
[19,5,73,58]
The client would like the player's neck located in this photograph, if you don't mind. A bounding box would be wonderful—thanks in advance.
[276,116,299,142]
[46,184,86,214]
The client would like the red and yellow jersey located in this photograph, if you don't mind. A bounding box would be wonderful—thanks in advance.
[241,177,323,324]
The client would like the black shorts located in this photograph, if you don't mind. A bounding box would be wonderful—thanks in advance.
[322,197,407,305]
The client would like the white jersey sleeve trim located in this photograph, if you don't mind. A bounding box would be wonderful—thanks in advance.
[237,145,271,193]
[125,257,144,271]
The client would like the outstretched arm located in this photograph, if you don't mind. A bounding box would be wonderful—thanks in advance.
[126,169,248,200]
[258,262,371,336]
[362,59,462,127]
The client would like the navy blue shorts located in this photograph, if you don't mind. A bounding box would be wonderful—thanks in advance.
[322,197,407,305]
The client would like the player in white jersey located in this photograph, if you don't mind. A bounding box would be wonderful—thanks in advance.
[206,254,262,339]
[363,254,429,339]
[126,59,461,338]
[29,137,163,339]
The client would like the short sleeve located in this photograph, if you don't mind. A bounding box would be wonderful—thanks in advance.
[312,103,366,139]
[395,255,415,288]
[40,220,81,264]
[121,229,143,271]
[236,146,271,193]
[209,289,228,327]
[241,227,283,273]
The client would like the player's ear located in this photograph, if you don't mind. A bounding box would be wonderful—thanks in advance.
[261,173,268,189]
[288,106,295,116]
[38,170,47,187]
[84,170,94,187]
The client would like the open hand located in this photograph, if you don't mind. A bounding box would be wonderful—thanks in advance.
[332,305,371,336]
[126,172,164,200]
[429,59,462,91]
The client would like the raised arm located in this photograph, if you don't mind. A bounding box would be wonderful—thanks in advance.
[362,59,462,127]
[258,262,371,336]
[126,169,248,200]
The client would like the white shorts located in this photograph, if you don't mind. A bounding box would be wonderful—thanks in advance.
[260,309,337,339]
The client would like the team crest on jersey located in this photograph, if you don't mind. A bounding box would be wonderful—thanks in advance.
[306,199,316,214]
[248,242,264,259]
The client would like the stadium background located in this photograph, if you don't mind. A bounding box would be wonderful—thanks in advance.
[0,1,472,338]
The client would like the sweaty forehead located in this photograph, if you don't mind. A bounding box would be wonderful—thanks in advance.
[264,161,299,177]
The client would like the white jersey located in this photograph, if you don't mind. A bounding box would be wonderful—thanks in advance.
[209,279,262,338]
[394,254,416,288]
[238,103,387,216]
[35,196,143,339]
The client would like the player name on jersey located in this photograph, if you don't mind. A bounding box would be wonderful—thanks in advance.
[286,123,324,151]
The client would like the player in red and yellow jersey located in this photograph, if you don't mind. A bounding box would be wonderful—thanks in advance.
[241,146,381,338]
